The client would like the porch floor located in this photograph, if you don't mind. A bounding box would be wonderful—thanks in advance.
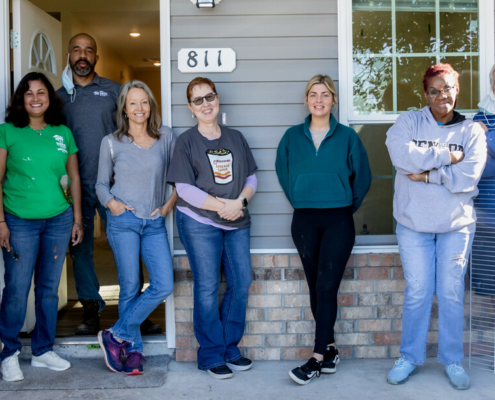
[1,358,493,400]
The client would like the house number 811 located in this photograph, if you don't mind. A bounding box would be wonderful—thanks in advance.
[187,50,222,68]
[178,48,236,73]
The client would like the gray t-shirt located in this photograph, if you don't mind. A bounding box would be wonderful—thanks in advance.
[95,126,176,220]
[167,125,258,229]
[57,74,121,185]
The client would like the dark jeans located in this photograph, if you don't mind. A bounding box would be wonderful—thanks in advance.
[69,184,107,310]
[69,184,145,312]
[106,210,174,353]
[0,207,73,360]
[291,207,355,355]
[177,210,252,370]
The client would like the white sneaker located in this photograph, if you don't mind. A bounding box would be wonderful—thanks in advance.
[31,351,71,371]
[1,350,24,381]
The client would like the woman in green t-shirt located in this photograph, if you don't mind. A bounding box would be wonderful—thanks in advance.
[0,72,83,382]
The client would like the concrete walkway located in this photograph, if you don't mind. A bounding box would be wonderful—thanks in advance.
[1,358,494,400]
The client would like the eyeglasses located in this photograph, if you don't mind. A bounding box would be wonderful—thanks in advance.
[427,86,456,98]
[190,92,217,106]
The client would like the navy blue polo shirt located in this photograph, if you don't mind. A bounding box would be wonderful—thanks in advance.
[57,74,121,185]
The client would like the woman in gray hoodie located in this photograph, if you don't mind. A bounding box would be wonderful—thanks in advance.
[385,63,486,390]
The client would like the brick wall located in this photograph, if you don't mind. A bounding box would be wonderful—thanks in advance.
[173,253,471,361]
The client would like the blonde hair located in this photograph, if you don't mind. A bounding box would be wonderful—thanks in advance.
[304,74,338,106]
[114,80,161,141]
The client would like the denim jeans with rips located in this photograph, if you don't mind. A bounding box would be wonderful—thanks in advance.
[0,207,73,360]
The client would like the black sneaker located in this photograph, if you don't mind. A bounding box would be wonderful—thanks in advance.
[207,365,233,380]
[321,346,340,374]
[288,357,322,385]
[227,357,253,371]
[75,300,100,335]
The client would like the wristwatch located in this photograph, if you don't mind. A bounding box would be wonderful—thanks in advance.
[238,196,248,209]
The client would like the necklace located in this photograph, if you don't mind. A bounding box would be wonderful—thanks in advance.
[482,112,495,128]
[29,123,46,135]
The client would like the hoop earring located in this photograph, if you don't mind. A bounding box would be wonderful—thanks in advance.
[125,113,128,119]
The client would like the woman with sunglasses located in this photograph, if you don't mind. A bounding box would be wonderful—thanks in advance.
[385,63,486,390]
[167,77,258,380]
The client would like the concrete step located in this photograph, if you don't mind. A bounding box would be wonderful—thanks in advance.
[17,335,174,359]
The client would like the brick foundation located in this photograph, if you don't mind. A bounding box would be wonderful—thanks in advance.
[173,253,471,361]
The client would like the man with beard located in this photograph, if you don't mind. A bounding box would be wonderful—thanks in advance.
[57,33,161,336]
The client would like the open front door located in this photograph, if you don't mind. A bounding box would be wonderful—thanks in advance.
[12,0,65,332]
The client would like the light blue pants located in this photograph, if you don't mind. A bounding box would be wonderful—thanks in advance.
[397,223,474,366]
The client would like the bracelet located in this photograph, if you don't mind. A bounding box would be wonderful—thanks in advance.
[425,172,429,184]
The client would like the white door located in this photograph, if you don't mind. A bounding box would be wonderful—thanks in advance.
[10,0,66,332]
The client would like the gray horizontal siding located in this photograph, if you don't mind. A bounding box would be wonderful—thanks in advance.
[171,60,338,83]
[171,37,338,60]
[171,0,337,16]
[171,15,337,38]
[171,0,338,250]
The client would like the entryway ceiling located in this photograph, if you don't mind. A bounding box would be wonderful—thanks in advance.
[30,0,160,70]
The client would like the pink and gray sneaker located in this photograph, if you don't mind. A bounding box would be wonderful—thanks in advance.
[98,330,127,373]
[124,352,146,375]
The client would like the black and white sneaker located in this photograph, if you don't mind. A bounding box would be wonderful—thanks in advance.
[207,365,233,380]
[227,357,253,371]
[321,346,340,374]
[288,357,322,385]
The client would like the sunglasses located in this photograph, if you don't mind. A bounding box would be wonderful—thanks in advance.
[190,92,217,106]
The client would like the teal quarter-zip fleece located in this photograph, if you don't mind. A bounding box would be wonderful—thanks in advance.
[276,114,371,212]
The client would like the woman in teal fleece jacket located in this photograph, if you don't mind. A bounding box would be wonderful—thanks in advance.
[276,74,371,386]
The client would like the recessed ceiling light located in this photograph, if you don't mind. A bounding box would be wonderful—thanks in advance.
[130,33,140,37]
[154,62,161,66]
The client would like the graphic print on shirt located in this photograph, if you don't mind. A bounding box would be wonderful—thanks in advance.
[53,135,68,153]
[412,138,464,152]
[206,148,234,185]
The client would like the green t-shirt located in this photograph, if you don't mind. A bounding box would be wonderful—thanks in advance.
[0,122,78,219]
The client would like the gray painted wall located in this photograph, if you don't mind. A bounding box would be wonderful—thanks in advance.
[170,0,338,250]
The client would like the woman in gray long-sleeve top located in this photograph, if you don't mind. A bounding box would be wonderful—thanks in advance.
[95,80,177,375]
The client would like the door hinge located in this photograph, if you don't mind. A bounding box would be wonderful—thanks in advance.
[10,30,19,49]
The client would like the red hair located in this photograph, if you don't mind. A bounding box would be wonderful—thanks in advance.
[422,63,460,92]
[186,77,217,102]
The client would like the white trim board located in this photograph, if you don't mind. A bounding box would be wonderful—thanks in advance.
[174,245,400,256]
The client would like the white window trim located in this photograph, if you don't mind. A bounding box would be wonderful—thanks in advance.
[338,0,495,126]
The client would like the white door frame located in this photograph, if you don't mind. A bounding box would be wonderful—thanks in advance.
[160,0,176,349]
[0,0,9,124]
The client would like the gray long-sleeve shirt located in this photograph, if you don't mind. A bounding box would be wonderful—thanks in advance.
[96,126,176,220]
[386,107,487,234]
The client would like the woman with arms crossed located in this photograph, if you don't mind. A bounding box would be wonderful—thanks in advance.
[96,81,176,375]
[167,77,257,380]
[0,72,83,381]
[385,63,486,390]
[276,74,371,385]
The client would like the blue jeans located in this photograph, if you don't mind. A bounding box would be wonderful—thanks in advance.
[397,223,474,366]
[69,184,107,310]
[177,210,252,371]
[0,207,73,360]
[106,210,174,354]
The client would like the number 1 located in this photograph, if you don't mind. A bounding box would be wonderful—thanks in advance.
[205,51,209,67]
[218,50,222,67]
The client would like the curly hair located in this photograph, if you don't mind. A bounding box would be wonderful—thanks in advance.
[5,72,64,128]
[422,63,460,92]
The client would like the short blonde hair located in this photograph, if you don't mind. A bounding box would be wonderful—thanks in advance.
[305,74,338,105]
[115,80,161,141]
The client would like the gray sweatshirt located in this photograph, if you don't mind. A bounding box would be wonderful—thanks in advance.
[96,125,176,220]
[386,107,486,234]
